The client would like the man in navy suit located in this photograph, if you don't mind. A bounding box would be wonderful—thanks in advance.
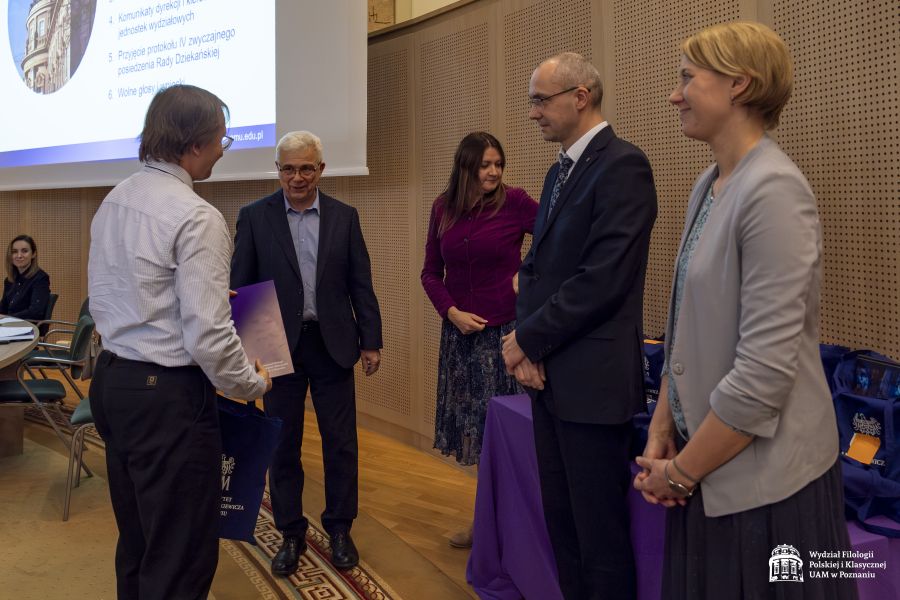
[231,131,382,575]
[502,53,657,599]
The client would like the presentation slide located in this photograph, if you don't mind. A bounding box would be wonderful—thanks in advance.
[1,0,275,169]
[0,0,367,190]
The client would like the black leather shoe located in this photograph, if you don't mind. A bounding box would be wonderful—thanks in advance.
[330,529,359,570]
[271,535,307,576]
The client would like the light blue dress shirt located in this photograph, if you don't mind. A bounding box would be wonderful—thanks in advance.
[284,191,320,321]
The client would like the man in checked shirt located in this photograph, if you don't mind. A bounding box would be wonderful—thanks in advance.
[88,84,272,600]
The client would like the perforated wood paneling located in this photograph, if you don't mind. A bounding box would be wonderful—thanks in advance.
[26,191,85,321]
[81,187,110,219]
[0,193,23,261]
[612,0,742,337]
[317,177,347,200]
[773,0,900,359]
[197,180,280,237]
[349,47,413,417]
[502,0,593,193]
[80,187,112,297]
[418,23,492,427]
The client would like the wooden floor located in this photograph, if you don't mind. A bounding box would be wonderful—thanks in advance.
[302,408,479,598]
[58,377,480,599]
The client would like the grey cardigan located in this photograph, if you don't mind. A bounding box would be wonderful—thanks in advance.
[664,135,838,517]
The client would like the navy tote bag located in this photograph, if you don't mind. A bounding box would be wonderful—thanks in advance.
[832,351,900,537]
[218,396,282,543]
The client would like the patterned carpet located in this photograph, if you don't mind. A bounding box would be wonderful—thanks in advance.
[25,405,402,600]
[227,492,401,600]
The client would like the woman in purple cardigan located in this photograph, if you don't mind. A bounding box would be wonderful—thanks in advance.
[421,132,538,548]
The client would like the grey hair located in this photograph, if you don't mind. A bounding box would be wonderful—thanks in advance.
[543,52,603,109]
[275,131,324,163]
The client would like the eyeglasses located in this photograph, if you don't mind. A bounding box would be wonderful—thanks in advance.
[277,163,321,178]
[221,135,234,151]
[527,86,589,109]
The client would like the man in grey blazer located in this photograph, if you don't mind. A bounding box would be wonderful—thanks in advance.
[231,131,382,575]
[503,53,657,599]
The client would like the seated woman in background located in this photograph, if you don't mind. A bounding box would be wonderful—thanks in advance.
[634,21,856,599]
[421,132,538,548]
[1,234,51,321]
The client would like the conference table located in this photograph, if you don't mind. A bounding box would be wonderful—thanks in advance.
[467,394,900,600]
[0,318,38,368]
[0,318,39,457]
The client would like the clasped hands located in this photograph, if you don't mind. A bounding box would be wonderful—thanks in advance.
[501,330,545,390]
[633,431,692,507]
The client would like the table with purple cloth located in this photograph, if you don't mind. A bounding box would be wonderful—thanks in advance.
[467,393,900,600]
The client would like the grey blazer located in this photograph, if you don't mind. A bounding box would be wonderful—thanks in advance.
[664,135,838,517]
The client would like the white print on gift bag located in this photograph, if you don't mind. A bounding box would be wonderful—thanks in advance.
[853,412,882,438]
[221,454,236,492]
[769,545,804,583]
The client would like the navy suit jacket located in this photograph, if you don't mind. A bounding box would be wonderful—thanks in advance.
[516,126,657,424]
[230,190,382,369]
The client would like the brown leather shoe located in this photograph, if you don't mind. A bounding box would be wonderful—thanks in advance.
[448,524,473,549]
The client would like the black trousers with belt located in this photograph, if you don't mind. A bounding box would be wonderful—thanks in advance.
[265,321,358,537]
[89,351,221,600]
[532,385,637,600]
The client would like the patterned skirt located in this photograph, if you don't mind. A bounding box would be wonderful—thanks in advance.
[433,319,521,466]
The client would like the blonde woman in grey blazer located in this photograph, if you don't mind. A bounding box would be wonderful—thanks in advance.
[633,22,857,599]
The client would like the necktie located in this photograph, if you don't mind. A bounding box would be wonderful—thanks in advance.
[548,153,574,216]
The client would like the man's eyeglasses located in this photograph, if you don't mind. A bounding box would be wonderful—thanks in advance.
[221,135,234,151]
[527,86,589,110]
[277,163,321,178]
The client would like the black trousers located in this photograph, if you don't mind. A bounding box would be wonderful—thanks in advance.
[265,321,358,536]
[89,351,221,600]
[532,387,637,600]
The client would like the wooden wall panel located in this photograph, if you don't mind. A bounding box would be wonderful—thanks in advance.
[196,179,281,239]
[772,0,900,357]
[417,20,493,429]
[501,0,593,192]
[349,44,416,423]
[19,190,85,322]
[0,193,24,270]
[611,0,743,336]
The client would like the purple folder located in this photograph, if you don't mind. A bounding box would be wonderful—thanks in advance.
[229,280,294,378]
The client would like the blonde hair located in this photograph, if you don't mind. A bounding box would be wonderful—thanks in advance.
[683,21,793,129]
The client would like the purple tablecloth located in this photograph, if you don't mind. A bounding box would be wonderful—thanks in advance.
[467,394,900,600]
[466,393,566,600]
